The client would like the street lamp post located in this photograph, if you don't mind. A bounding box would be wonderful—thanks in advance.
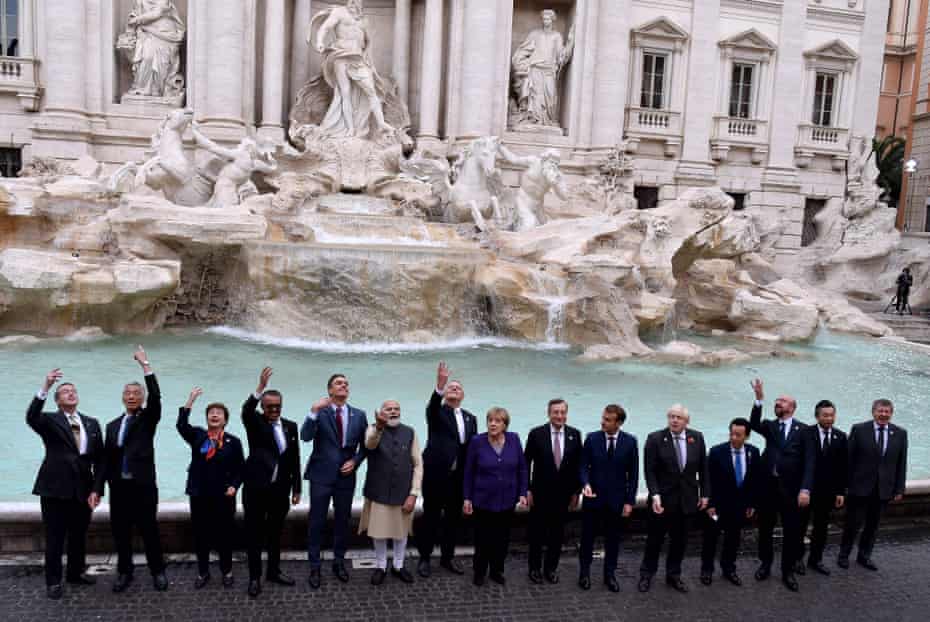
[904,159,917,232]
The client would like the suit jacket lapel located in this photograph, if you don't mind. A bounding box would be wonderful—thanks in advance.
[53,410,79,452]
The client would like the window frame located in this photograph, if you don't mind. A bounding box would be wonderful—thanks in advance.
[1,0,19,58]
[640,51,669,110]
[811,71,838,127]
[728,62,756,119]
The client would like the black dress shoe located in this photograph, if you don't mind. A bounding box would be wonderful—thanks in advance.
[247,579,261,598]
[332,561,349,583]
[266,572,296,586]
[371,569,386,586]
[308,568,321,589]
[66,573,96,585]
[837,556,850,569]
[604,575,620,593]
[782,573,799,592]
[153,573,168,592]
[47,584,63,600]
[391,567,415,584]
[700,572,713,586]
[489,571,506,585]
[440,558,465,575]
[637,574,652,593]
[544,570,559,584]
[222,573,234,588]
[808,561,831,576]
[528,569,543,584]
[473,574,485,586]
[857,557,878,571]
[417,558,431,578]
[723,571,742,586]
[578,575,591,590]
[666,576,688,593]
[794,560,806,576]
[194,573,211,589]
[755,565,771,581]
[112,573,133,593]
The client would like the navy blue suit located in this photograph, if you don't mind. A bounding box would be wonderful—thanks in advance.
[578,430,639,578]
[701,442,762,574]
[301,404,368,569]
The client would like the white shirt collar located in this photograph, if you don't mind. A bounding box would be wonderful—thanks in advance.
[730,444,744,453]
[873,421,887,431]
[550,424,563,435]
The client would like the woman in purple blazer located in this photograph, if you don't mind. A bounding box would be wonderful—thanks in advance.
[463,407,528,586]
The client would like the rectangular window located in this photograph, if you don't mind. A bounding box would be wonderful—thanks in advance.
[802,198,827,247]
[1,0,18,57]
[634,185,659,210]
[0,147,21,177]
[640,53,666,109]
[728,63,754,119]
[812,72,837,127]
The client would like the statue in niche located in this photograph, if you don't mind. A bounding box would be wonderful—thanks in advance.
[191,124,278,208]
[510,9,575,129]
[116,0,186,102]
[497,144,568,231]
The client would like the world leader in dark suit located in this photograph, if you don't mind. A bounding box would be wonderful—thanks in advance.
[98,346,167,593]
[749,378,815,592]
[27,368,105,599]
[524,398,582,584]
[838,398,908,571]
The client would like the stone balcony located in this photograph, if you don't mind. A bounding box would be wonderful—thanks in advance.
[710,116,769,164]
[623,106,682,157]
[0,56,42,111]
[794,123,850,170]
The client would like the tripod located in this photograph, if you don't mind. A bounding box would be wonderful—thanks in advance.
[883,294,913,315]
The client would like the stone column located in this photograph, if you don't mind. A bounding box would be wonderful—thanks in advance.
[392,0,411,104]
[289,0,313,106]
[202,0,247,130]
[417,0,443,143]
[19,0,35,57]
[260,0,287,142]
[853,0,891,138]
[42,0,87,119]
[589,0,628,148]
[455,0,499,138]
[766,0,806,171]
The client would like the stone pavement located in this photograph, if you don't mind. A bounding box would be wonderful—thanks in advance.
[1,528,929,622]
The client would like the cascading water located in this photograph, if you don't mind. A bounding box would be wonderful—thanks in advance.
[661,302,680,344]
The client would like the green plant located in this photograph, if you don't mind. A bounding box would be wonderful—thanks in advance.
[872,135,905,207]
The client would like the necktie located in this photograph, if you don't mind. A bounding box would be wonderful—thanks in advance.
[69,415,82,452]
[877,426,886,456]
[454,408,465,444]
[675,435,686,471]
[273,422,286,454]
[334,406,344,447]
[607,436,615,459]
[120,415,135,475]
[553,429,562,469]
[778,421,786,444]
[823,430,830,452]
[734,450,744,488]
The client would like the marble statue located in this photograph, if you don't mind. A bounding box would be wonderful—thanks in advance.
[497,144,568,231]
[191,124,277,208]
[510,9,574,129]
[116,0,186,102]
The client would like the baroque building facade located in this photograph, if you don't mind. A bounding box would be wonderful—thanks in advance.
[0,0,888,272]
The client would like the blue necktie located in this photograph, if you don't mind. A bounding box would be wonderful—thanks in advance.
[120,415,135,475]
[734,451,744,488]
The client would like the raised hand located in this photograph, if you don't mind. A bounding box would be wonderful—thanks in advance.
[43,369,63,392]
[133,345,149,368]
[185,387,203,409]
[751,378,764,401]
[257,367,273,394]
[436,361,450,391]
[311,396,333,414]
[374,408,389,430]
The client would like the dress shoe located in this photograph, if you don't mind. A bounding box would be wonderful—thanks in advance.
[417,558,431,578]
[637,574,652,593]
[66,573,96,585]
[808,561,831,576]
[544,570,559,584]
[153,573,168,592]
[754,564,771,581]
[604,575,620,593]
[837,556,850,569]
[700,572,713,586]
[194,573,211,589]
[857,557,878,571]
[440,558,465,575]
[391,567,415,584]
[266,572,295,586]
[666,576,688,593]
[528,569,543,584]
[473,573,485,586]
[489,571,506,585]
[46,584,63,600]
[332,561,349,583]
[222,573,234,588]
[307,568,321,589]
[112,573,133,593]
[723,571,742,586]
[247,579,261,598]
[371,568,386,586]
[782,573,799,592]
[794,560,806,576]
[578,575,591,590]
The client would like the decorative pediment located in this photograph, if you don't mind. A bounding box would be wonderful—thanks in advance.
[804,39,859,70]
[719,28,777,52]
[631,17,689,51]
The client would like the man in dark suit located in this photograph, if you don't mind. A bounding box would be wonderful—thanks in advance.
[27,369,105,599]
[301,373,368,588]
[700,417,761,587]
[524,398,582,584]
[749,378,814,592]
[799,400,848,575]
[241,367,301,598]
[639,404,709,593]
[838,398,908,571]
[578,404,638,593]
[99,346,167,593]
[416,361,478,578]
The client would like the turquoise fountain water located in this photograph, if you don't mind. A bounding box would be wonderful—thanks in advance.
[2,328,927,501]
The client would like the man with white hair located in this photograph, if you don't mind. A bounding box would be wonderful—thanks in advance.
[497,143,569,231]
[639,404,709,593]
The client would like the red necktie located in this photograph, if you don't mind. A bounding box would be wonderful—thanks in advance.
[335,406,344,447]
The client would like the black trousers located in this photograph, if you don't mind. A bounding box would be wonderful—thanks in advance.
[700,512,745,574]
[528,497,571,574]
[40,496,92,586]
[579,505,624,578]
[243,482,290,580]
[417,470,464,562]
[472,508,513,578]
[840,493,887,560]
[640,509,690,578]
[109,479,165,576]
[190,495,236,576]
[896,285,910,310]
[800,493,835,565]
[757,477,803,575]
